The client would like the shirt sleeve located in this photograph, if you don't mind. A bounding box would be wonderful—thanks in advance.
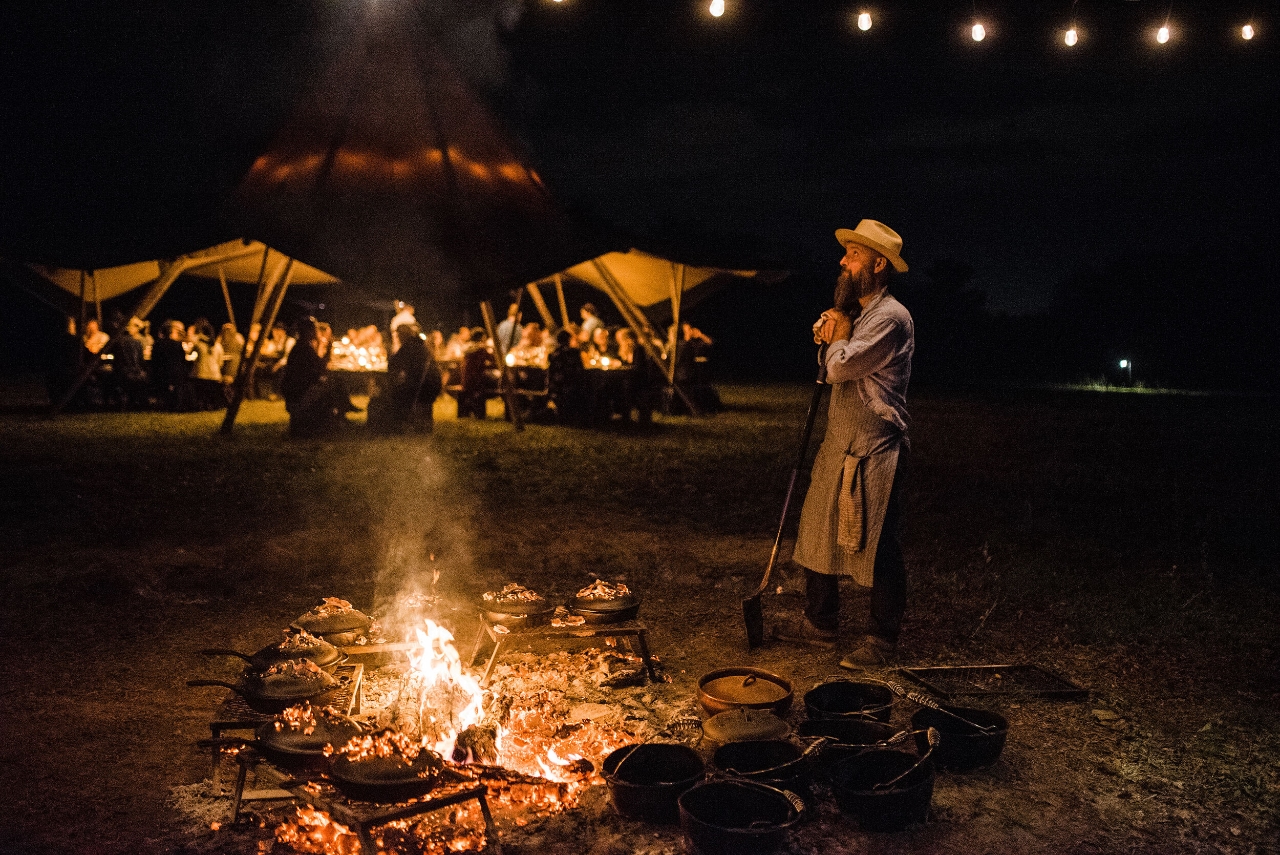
[825,315,904,383]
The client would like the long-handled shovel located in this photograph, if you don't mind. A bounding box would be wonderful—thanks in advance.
[743,349,828,649]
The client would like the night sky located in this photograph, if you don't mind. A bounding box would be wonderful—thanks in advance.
[1,1,1277,377]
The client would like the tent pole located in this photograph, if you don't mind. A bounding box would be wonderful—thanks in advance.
[220,258,294,435]
[590,258,701,416]
[480,300,524,431]
[554,273,570,328]
[52,259,188,415]
[92,272,102,326]
[526,281,556,330]
[668,263,686,384]
[78,271,87,369]
[219,265,237,329]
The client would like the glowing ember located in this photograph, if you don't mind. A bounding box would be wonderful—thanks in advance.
[275,703,346,737]
[405,620,485,756]
[334,728,426,764]
[275,807,361,855]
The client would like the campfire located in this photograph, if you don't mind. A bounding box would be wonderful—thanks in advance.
[267,616,667,855]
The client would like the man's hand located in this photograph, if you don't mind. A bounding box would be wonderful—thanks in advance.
[813,309,853,344]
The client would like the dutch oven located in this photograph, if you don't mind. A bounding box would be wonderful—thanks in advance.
[570,583,640,624]
[188,659,348,714]
[796,718,902,777]
[698,668,793,717]
[254,703,365,772]
[480,585,554,628]
[291,598,373,646]
[711,740,812,796]
[911,705,1008,771]
[803,679,895,722]
[327,729,445,803]
[678,779,805,855]
[601,743,705,824]
[201,630,345,675]
[829,748,935,832]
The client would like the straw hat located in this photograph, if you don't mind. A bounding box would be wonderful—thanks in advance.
[835,220,908,273]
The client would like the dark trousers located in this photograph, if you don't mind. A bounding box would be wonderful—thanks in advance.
[805,447,908,642]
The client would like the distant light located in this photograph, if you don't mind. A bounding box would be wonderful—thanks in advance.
[971,22,986,42]
[1242,24,1255,40]
[505,353,516,366]
[1119,360,1129,369]
[1064,27,1078,47]
[1156,25,1170,44]
[857,12,872,32]
[419,333,427,340]
[709,0,724,18]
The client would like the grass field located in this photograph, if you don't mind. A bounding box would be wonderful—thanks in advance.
[0,384,1275,854]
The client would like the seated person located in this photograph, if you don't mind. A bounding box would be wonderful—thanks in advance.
[457,328,497,419]
[368,323,430,434]
[280,318,353,437]
[547,328,589,426]
[585,325,617,366]
[442,325,472,361]
[150,320,192,411]
[106,317,149,410]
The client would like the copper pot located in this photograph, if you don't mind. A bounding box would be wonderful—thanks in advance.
[698,667,793,717]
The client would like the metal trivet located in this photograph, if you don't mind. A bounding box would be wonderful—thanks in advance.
[896,663,1089,701]
[467,615,658,687]
[226,751,502,855]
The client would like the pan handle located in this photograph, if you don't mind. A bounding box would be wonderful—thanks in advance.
[198,648,254,663]
[187,679,241,692]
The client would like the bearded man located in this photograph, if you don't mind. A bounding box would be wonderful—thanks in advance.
[786,219,915,669]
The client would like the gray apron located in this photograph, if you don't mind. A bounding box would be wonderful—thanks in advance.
[791,378,902,587]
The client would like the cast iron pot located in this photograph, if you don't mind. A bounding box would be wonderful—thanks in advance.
[568,600,641,624]
[291,603,373,646]
[711,740,811,795]
[829,749,935,832]
[796,718,901,776]
[187,661,348,714]
[698,668,793,717]
[201,633,345,675]
[254,705,364,772]
[910,705,1008,771]
[602,743,705,824]
[481,597,554,629]
[327,748,445,803]
[678,779,805,855]
[803,680,895,722]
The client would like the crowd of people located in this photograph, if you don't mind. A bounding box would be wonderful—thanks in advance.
[47,299,720,435]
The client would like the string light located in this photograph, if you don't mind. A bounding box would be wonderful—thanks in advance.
[1064,27,1078,46]
[972,22,986,41]
[1241,23,1255,40]
[1156,24,1170,43]
[858,12,873,32]
[709,0,725,18]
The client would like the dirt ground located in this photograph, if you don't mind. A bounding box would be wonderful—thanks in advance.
[0,385,1275,854]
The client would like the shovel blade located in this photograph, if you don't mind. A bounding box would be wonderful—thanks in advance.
[743,594,765,649]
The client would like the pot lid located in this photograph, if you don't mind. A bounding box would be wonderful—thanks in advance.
[702,708,790,743]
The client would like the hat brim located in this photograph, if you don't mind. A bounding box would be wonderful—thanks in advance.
[835,229,908,273]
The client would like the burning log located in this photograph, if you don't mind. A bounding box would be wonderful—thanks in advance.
[451,724,498,765]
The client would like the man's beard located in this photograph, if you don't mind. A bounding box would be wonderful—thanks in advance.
[834,268,876,312]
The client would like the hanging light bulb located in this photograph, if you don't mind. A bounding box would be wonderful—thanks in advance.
[971,22,986,42]
[1064,27,1078,47]
[1156,24,1170,44]
[709,0,725,18]
[1241,23,1255,40]
[857,12,872,31]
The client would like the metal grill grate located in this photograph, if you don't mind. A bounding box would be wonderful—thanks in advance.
[896,664,1088,701]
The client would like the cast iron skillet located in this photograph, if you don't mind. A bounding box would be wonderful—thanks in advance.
[201,632,346,675]
[188,660,348,714]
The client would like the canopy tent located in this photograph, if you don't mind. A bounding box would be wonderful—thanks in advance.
[526,249,783,395]
[230,0,599,303]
